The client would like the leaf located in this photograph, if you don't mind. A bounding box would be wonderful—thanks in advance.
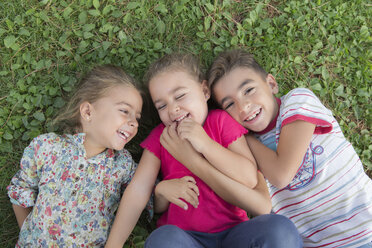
[3,132,13,140]
[33,112,45,122]
[102,41,112,50]
[93,0,100,9]
[294,56,302,64]
[4,35,16,48]
[88,9,101,17]
[79,11,88,23]
[154,3,168,14]
[157,20,165,34]
[127,2,140,10]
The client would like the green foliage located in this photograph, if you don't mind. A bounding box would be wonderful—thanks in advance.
[0,0,371,247]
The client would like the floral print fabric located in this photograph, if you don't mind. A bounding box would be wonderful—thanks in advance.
[7,133,146,247]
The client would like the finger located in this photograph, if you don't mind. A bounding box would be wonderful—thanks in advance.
[168,123,179,138]
[188,181,199,196]
[181,176,196,184]
[171,198,188,210]
[184,189,199,208]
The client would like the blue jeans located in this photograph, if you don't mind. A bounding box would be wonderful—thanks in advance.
[145,214,303,248]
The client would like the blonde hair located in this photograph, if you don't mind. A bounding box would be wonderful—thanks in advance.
[54,65,140,134]
[145,53,204,86]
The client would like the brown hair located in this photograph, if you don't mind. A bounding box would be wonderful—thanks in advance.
[54,65,140,133]
[208,49,268,91]
[144,53,204,86]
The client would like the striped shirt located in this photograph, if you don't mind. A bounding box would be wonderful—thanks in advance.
[257,88,372,248]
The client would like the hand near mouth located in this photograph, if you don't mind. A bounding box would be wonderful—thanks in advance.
[160,123,203,170]
[176,118,211,154]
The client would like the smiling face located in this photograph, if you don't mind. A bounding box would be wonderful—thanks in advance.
[82,84,142,157]
[212,67,279,132]
[149,70,210,127]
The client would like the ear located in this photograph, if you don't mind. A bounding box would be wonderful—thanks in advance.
[80,101,93,122]
[266,74,279,94]
[201,80,211,100]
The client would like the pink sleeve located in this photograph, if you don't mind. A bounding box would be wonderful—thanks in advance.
[140,124,165,160]
[212,110,248,148]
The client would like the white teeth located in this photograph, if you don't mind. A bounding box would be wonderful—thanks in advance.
[119,130,129,139]
[175,114,188,122]
[246,109,261,121]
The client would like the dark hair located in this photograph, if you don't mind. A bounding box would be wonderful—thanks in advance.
[144,53,205,86]
[208,49,268,91]
[54,65,140,133]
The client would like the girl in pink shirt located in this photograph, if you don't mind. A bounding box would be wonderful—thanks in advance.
[106,53,302,248]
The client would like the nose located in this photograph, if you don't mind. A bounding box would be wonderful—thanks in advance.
[128,114,139,128]
[238,99,249,117]
[169,102,180,115]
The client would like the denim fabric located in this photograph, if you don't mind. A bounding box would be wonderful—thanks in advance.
[145,214,303,248]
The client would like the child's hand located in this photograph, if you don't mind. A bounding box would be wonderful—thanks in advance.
[177,118,211,154]
[161,123,202,166]
[155,176,199,210]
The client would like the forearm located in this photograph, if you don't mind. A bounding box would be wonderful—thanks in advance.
[201,138,257,188]
[154,187,170,213]
[246,136,290,187]
[187,155,270,214]
[105,184,150,247]
[12,204,32,228]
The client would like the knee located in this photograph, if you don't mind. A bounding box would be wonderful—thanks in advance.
[260,214,302,247]
[145,225,187,248]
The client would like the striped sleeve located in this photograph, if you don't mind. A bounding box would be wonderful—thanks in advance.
[280,88,333,134]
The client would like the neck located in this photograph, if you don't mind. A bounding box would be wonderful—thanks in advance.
[83,136,105,158]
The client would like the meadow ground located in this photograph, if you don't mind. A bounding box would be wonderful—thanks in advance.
[0,1,370,247]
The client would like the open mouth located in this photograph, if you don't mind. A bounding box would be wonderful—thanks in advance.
[244,108,262,122]
[118,130,130,141]
[174,113,190,127]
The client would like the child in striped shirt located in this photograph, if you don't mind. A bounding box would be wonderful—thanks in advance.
[208,49,372,248]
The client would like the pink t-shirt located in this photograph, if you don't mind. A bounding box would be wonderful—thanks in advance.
[141,109,249,233]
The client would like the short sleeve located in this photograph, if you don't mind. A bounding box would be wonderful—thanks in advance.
[210,110,248,148]
[140,124,165,159]
[280,88,333,134]
[7,136,43,207]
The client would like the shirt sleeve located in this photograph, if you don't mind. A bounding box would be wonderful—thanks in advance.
[214,110,248,148]
[140,124,164,159]
[280,88,333,134]
[7,136,43,207]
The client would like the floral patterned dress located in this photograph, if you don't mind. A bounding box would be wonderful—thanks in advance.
[7,133,151,247]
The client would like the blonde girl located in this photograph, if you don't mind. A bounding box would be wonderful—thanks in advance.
[7,65,143,247]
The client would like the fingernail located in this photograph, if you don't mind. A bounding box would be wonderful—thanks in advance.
[184,205,188,210]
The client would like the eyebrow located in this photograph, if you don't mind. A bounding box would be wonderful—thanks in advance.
[116,101,141,114]
[153,86,187,105]
[220,79,254,106]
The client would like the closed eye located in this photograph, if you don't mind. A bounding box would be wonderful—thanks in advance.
[157,104,166,110]
[224,102,234,110]
[120,109,129,114]
[175,93,185,100]
[244,87,254,95]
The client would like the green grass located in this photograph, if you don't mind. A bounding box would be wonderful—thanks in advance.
[0,0,371,247]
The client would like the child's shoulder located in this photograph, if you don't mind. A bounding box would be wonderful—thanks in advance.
[208,109,229,119]
[284,87,317,99]
[28,132,78,149]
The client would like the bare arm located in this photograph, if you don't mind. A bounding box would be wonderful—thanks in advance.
[105,150,160,248]
[161,126,271,215]
[176,119,257,188]
[12,204,32,228]
[246,120,316,189]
